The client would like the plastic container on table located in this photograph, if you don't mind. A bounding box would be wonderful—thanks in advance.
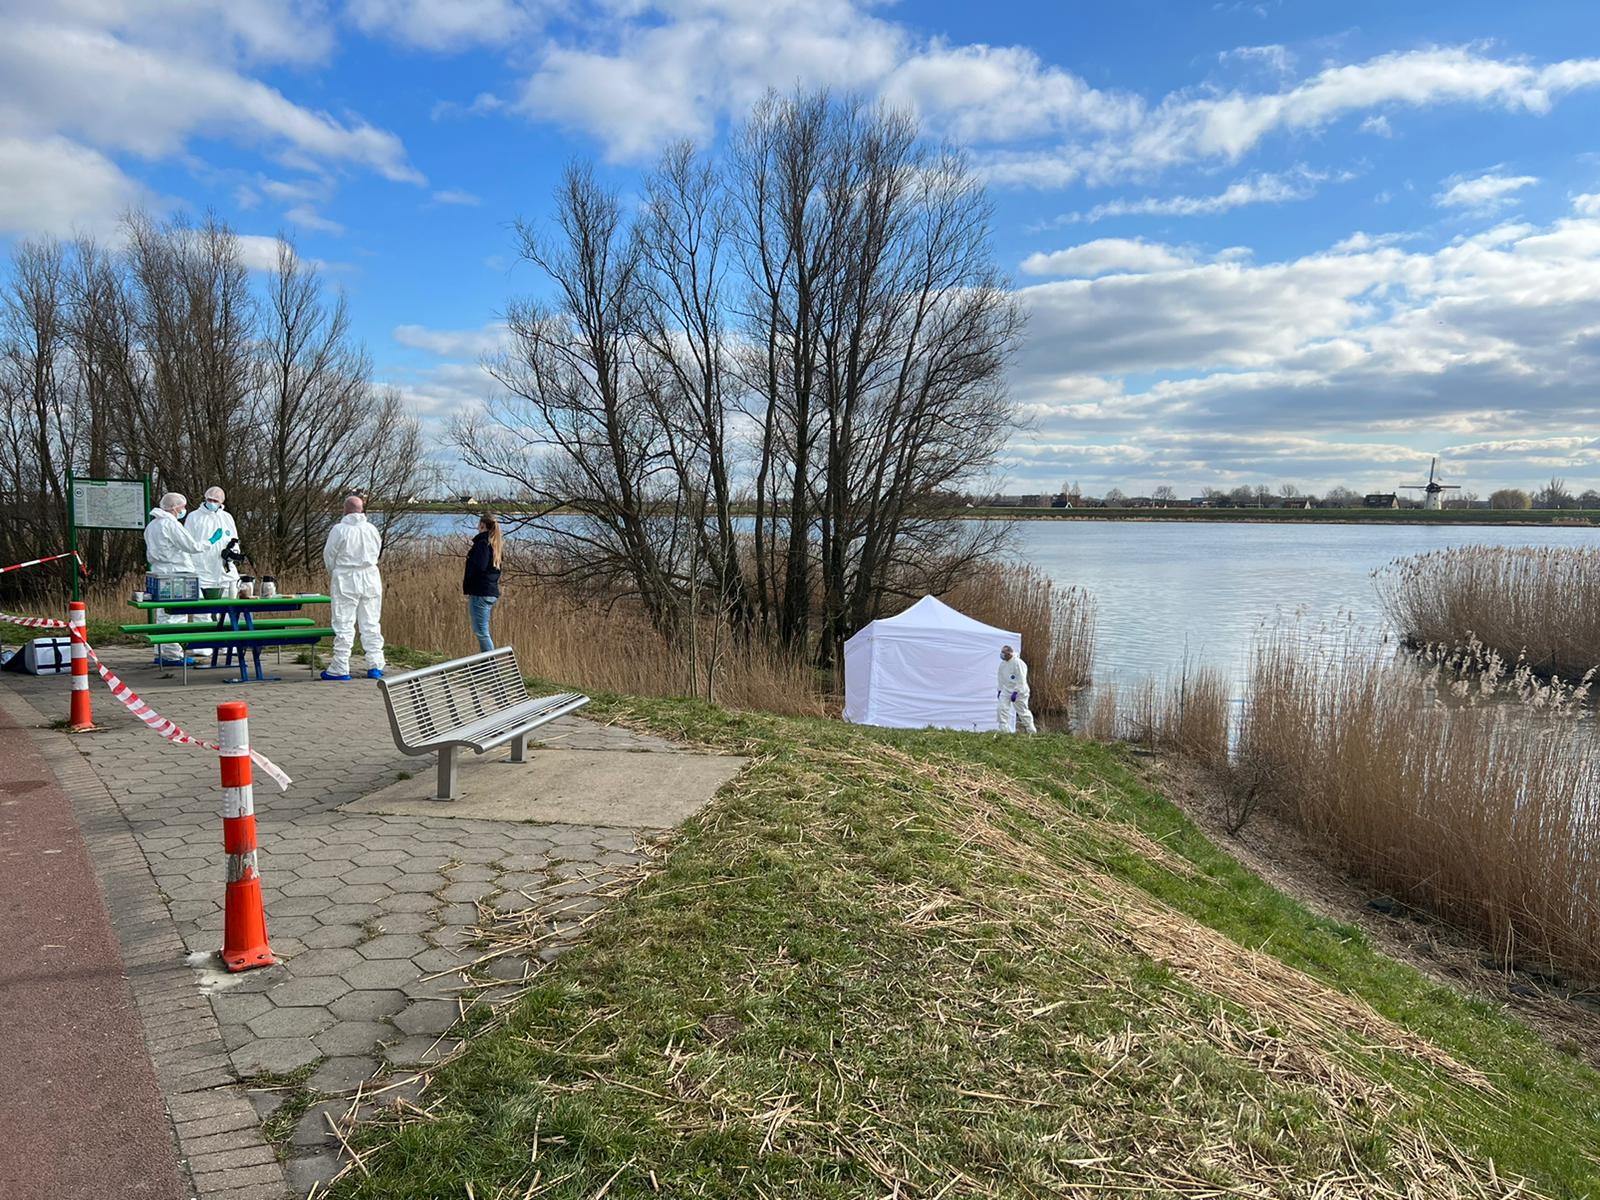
[238,575,255,598]
[145,574,200,602]
[261,576,277,598]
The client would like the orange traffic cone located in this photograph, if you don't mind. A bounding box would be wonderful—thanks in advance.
[217,701,276,972]
[68,601,94,731]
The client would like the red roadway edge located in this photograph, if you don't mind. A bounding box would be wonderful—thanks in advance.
[0,705,187,1200]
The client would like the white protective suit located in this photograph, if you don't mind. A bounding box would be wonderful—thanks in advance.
[323,512,386,675]
[997,653,1037,734]
[144,506,207,662]
[185,504,240,594]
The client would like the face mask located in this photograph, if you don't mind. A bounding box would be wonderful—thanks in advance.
[175,509,187,520]
[204,501,220,512]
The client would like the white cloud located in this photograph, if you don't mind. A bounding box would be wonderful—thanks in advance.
[1359,114,1393,137]
[1435,169,1539,213]
[0,135,145,237]
[1572,193,1600,216]
[1005,209,1600,490]
[1038,168,1322,226]
[346,0,543,51]
[284,205,345,235]
[1021,238,1194,278]
[431,188,481,206]
[393,322,508,358]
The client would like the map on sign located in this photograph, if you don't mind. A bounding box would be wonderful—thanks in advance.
[72,478,147,530]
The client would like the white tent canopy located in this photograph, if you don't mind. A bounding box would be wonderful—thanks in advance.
[843,595,1020,731]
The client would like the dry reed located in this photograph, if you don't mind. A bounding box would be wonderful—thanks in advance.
[941,561,1097,712]
[1117,662,1232,770]
[1378,545,1600,680]
[1236,631,1600,981]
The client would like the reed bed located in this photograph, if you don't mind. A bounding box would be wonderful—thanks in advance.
[1236,632,1600,980]
[379,548,830,716]
[1102,663,1231,771]
[942,562,1097,713]
[1378,545,1600,680]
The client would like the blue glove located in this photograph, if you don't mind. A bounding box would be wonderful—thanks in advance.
[1010,691,1018,702]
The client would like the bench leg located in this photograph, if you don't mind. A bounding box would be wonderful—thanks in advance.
[435,747,458,801]
[510,732,528,763]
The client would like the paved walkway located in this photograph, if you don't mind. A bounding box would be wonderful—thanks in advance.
[0,643,736,1197]
[0,700,187,1200]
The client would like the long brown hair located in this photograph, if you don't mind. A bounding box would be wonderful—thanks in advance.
[479,514,503,569]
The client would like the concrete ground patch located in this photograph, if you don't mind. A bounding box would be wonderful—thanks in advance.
[342,747,747,826]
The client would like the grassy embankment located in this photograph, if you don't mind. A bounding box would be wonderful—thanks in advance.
[330,698,1600,1199]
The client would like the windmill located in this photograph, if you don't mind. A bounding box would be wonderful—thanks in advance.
[1400,457,1460,511]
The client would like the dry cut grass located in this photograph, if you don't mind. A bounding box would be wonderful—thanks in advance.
[1236,632,1600,982]
[1378,545,1600,680]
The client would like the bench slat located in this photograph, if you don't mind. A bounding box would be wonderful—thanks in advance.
[397,692,587,752]
[120,617,316,635]
[146,627,334,645]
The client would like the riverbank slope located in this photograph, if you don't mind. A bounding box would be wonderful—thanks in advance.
[331,694,1600,1198]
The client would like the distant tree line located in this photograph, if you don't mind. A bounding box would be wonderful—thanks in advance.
[1042,476,1600,511]
[457,89,1023,668]
[0,214,430,599]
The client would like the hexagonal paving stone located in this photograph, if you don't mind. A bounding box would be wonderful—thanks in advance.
[267,974,349,1009]
[343,957,420,990]
[290,1100,345,1148]
[412,947,474,975]
[285,1152,342,1196]
[308,1054,382,1094]
[314,1019,395,1056]
[211,991,274,1023]
[393,1000,459,1037]
[341,865,399,886]
[299,923,366,950]
[247,1004,338,1040]
[384,892,439,912]
[331,884,392,906]
[287,948,362,977]
[367,911,435,935]
[329,988,408,1022]
[231,1036,319,1076]
[357,933,431,961]
[438,881,495,903]
[384,1035,462,1067]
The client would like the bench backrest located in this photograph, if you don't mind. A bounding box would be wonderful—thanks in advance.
[377,647,530,748]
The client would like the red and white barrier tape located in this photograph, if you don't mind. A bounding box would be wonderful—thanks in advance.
[1,609,291,790]
[0,550,86,577]
[0,611,68,629]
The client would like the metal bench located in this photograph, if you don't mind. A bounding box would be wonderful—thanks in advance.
[375,647,590,800]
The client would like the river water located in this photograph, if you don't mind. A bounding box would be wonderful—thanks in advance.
[415,513,1600,685]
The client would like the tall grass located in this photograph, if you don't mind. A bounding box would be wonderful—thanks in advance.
[1114,663,1231,770]
[1237,632,1600,980]
[942,562,1097,713]
[1378,545,1600,680]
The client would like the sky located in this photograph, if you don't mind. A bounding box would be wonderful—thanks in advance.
[4,1,1600,498]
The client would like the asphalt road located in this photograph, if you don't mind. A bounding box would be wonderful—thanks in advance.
[0,705,187,1200]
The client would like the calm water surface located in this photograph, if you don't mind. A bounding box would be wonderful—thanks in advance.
[1013,520,1600,684]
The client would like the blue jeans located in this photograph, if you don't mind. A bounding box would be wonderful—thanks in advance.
[469,595,497,652]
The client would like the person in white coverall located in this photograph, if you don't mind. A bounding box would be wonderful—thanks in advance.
[321,495,386,680]
[144,492,208,664]
[997,644,1036,733]
[185,485,241,597]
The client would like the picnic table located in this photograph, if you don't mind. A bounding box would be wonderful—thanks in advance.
[124,594,335,684]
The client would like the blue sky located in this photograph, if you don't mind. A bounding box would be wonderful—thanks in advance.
[4,1,1600,497]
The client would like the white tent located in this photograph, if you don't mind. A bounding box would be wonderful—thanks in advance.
[842,595,1020,731]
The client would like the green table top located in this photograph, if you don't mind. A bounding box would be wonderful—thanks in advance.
[128,594,331,611]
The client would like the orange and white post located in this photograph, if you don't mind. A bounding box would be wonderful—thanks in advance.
[217,701,276,972]
[67,601,93,731]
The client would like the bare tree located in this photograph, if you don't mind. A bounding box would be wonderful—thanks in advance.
[1151,484,1177,503]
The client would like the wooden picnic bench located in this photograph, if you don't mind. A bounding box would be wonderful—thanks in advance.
[375,647,589,800]
[146,625,335,683]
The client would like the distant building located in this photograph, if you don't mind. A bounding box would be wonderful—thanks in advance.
[1363,493,1399,509]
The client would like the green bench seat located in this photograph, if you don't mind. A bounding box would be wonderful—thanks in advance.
[120,617,317,635]
[145,627,335,645]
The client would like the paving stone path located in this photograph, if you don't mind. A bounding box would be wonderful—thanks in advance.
[1,645,695,1198]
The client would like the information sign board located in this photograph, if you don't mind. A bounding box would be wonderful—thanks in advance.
[71,478,147,530]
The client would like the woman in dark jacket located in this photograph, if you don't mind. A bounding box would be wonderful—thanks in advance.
[464,514,503,652]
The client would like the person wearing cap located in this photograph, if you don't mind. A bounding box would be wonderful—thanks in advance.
[997,644,1036,734]
[321,495,387,681]
[144,492,208,664]
[185,486,242,597]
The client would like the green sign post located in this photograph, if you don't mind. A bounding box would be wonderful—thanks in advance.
[66,473,151,601]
